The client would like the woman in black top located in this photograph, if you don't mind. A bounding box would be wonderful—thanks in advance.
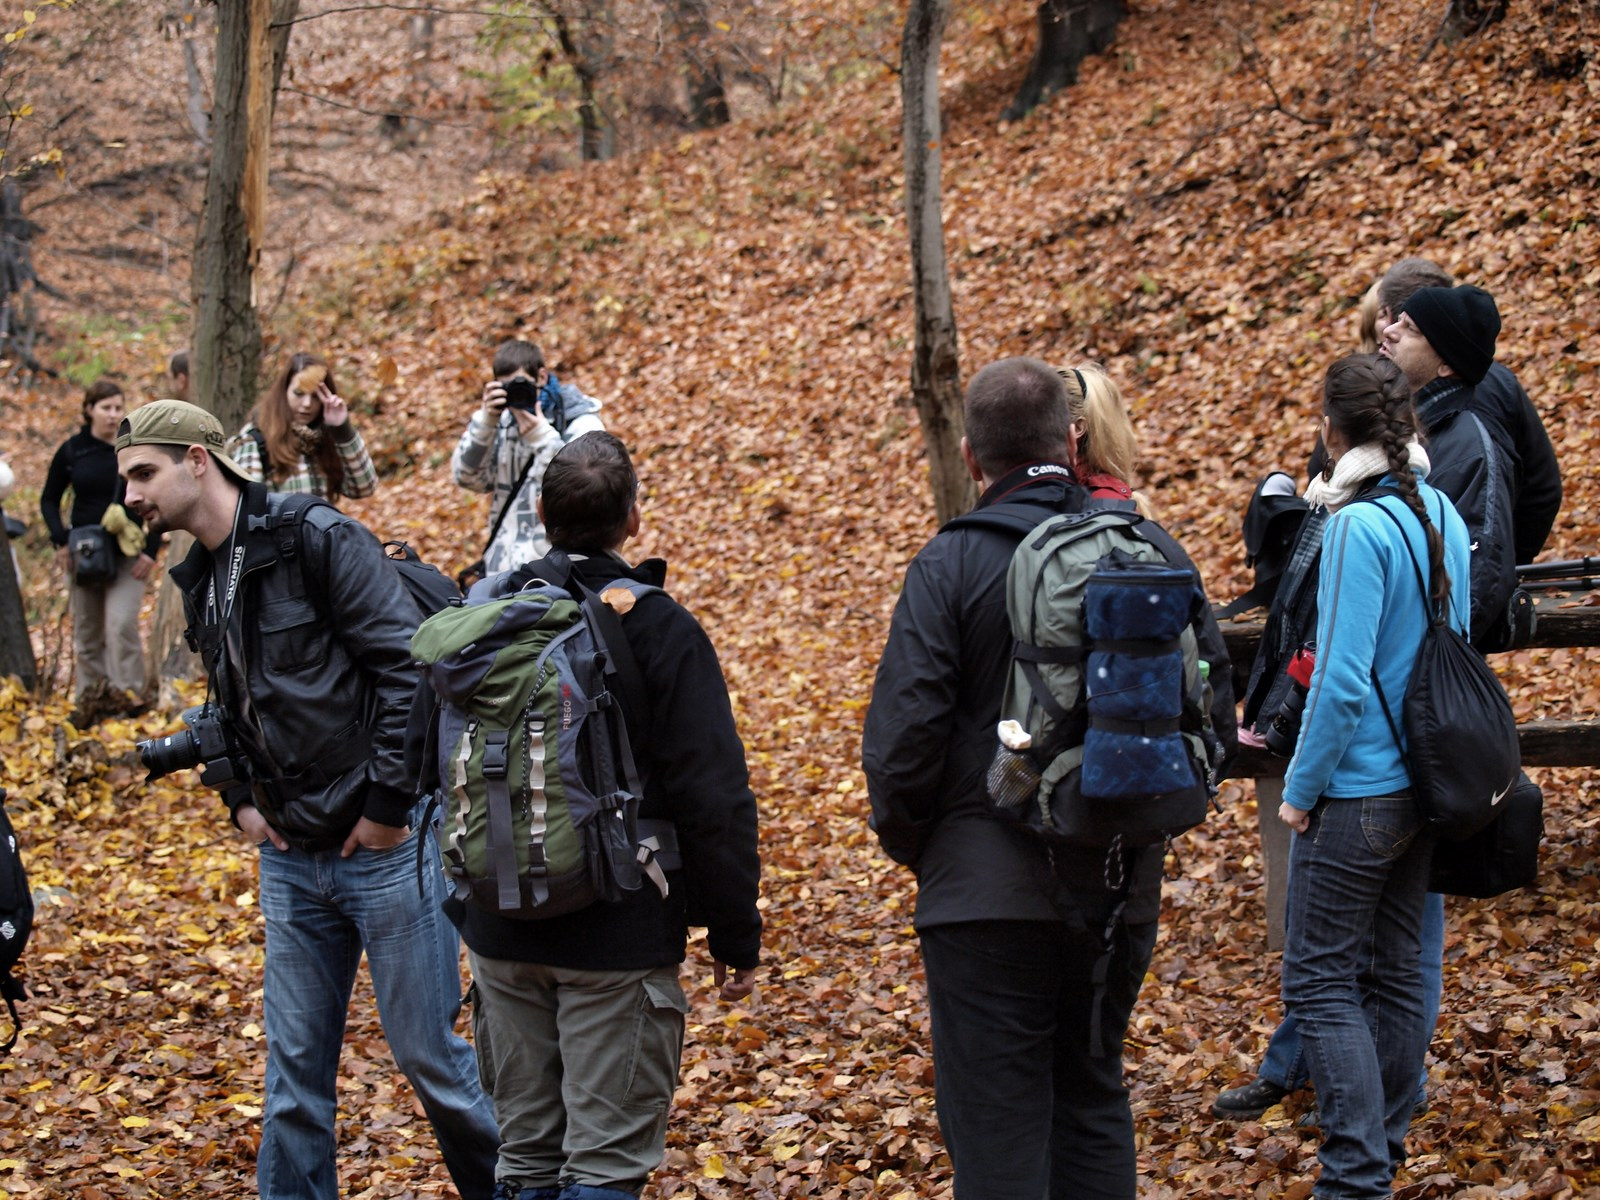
[40,380,154,710]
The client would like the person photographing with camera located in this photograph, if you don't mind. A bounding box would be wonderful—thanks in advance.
[115,400,499,1200]
[452,339,604,584]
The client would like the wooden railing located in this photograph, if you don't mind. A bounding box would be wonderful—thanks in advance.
[1218,594,1600,779]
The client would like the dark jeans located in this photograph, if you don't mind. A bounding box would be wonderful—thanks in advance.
[920,916,1159,1200]
[1282,794,1434,1199]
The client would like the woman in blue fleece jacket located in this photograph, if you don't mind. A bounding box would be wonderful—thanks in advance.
[1277,354,1471,1199]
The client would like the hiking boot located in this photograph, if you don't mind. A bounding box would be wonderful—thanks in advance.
[1212,1077,1290,1120]
[69,681,114,728]
[112,689,150,718]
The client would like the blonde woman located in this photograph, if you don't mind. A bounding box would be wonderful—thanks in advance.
[1059,364,1153,517]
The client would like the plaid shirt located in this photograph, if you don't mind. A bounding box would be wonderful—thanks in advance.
[226,423,379,500]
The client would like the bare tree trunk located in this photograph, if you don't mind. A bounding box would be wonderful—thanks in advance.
[191,0,265,432]
[902,0,973,524]
[180,0,211,146]
[1001,0,1127,122]
[159,0,297,695]
[553,9,611,161]
[675,0,729,129]
[0,539,36,689]
[146,532,196,707]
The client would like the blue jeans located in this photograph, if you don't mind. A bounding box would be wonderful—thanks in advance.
[1281,795,1435,1199]
[256,814,500,1200]
[921,917,1159,1200]
[1262,893,1443,1105]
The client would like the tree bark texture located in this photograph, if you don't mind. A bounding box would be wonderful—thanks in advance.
[169,0,295,691]
[553,10,611,162]
[0,540,37,688]
[675,0,729,129]
[190,0,265,433]
[0,181,45,373]
[1001,0,1127,122]
[901,0,974,524]
[146,532,198,706]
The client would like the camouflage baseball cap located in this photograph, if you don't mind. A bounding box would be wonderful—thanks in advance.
[114,399,253,487]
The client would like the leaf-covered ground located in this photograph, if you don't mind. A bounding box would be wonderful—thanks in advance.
[3,1,1599,1196]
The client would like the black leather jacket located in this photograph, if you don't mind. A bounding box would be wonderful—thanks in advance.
[171,483,420,848]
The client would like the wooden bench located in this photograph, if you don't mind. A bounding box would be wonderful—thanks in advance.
[1217,595,1600,778]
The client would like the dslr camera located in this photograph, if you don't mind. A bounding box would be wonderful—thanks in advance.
[137,704,246,786]
[1265,645,1317,758]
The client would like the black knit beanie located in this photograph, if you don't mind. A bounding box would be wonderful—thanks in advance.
[1400,285,1501,385]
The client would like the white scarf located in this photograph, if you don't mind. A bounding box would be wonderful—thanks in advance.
[1303,440,1430,511]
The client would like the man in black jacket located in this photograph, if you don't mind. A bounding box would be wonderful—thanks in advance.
[862,359,1234,1200]
[1374,260,1561,564]
[1382,284,1520,647]
[115,400,498,1200]
[458,431,761,1200]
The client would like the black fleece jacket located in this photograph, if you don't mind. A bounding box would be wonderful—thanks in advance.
[450,551,762,973]
[41,431,129,547]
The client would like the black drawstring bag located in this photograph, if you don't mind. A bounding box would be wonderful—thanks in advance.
[1363,499,1520,842]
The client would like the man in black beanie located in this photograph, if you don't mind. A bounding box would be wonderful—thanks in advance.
[1391,284,1500,386]
[1380,283,1517,647]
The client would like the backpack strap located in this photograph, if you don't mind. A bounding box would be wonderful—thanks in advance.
[1354,494,1440,758]
[250,425,269,476]
[460,439,547,588]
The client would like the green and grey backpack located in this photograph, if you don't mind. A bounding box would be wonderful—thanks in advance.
[949,505,1215,847]
[411,559,677,919]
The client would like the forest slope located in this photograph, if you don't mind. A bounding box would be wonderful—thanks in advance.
[2,1,1598,1196]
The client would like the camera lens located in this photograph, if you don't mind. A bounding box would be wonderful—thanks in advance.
[1264,688,1308,757]
[137,727,203,781]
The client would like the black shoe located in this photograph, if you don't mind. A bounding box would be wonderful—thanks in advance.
[1212,1077,1290,1119]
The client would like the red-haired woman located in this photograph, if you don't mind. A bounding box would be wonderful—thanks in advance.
[227,353,378,500]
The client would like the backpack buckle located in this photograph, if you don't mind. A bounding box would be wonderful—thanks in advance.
[482,731,509,779]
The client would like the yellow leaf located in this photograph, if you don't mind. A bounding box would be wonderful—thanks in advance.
[601,587,637,615]
[236,891,256,908]
[177,924,209,943]
[702,1154,725,1179]
[0,1158,24,1169]
[241,1023,263,1040]
[771,1143,800,1162]
[120,1116,151,1128]
[376,356,399,388]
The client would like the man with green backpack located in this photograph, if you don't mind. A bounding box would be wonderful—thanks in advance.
[863,358,1234,1200]
[413,431,761,1200]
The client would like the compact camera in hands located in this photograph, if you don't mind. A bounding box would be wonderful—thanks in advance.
[136,705,246,787]
[1265,645,1317,758]
[501,377,541,413]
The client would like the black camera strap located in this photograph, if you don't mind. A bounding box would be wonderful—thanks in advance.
[457,434,545,589]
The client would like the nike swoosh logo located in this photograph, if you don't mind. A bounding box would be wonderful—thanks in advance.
[1490,783,1512,806]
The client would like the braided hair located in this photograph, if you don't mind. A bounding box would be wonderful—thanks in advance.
[1323,353,1451,613]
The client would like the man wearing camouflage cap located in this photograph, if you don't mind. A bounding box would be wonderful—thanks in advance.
[117,399,499,1200]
